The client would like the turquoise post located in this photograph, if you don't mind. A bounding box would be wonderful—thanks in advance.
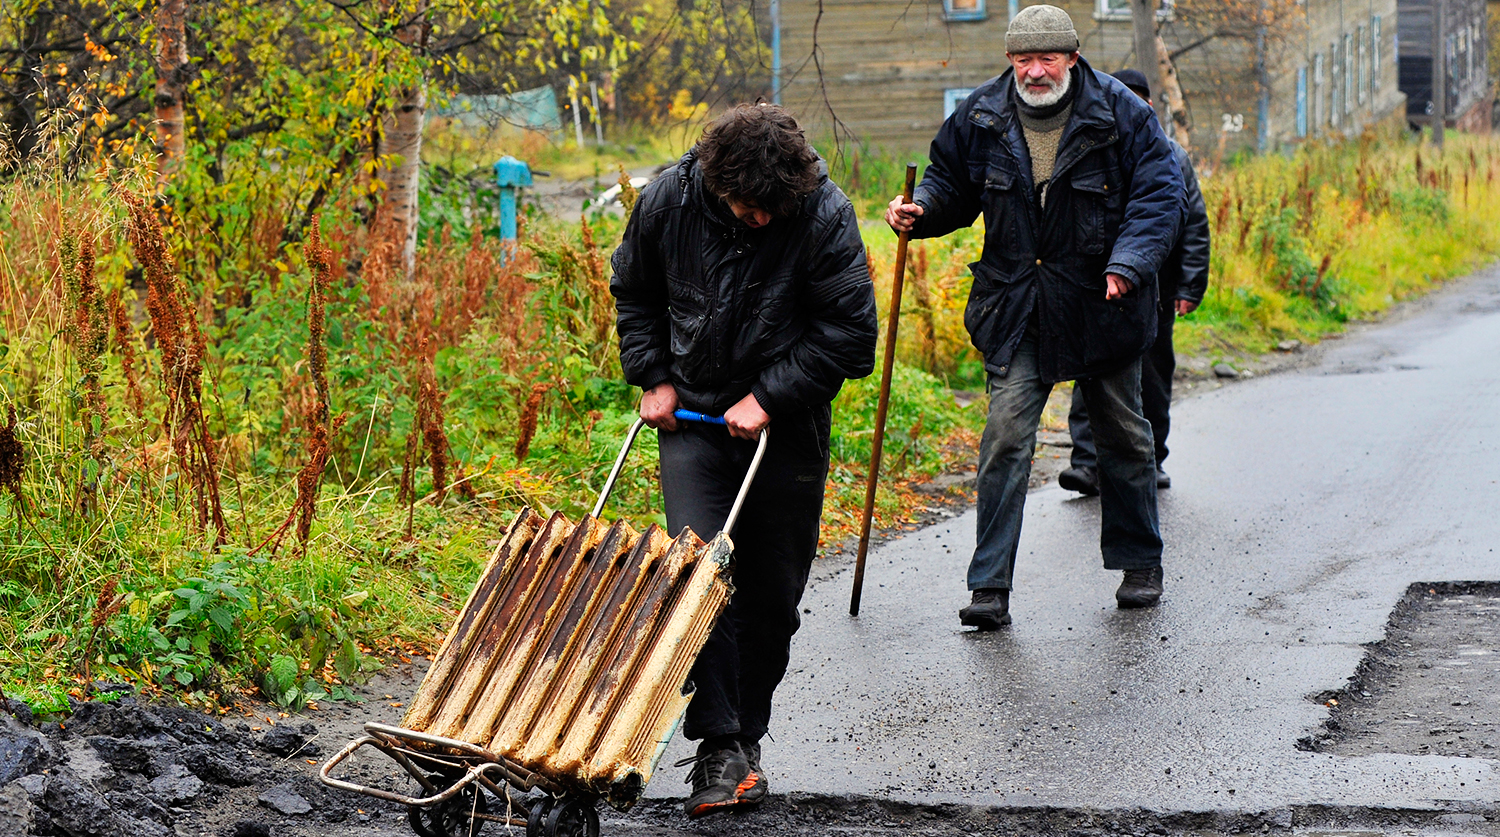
[494,155,533,262]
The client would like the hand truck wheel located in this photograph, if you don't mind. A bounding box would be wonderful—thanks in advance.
[525,795,553,837]
[543,795,599,837]
[406,781,488,837]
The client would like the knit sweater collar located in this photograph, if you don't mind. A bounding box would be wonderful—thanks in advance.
[1013,64,1081,125]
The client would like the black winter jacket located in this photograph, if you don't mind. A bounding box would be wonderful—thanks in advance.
[610,151,878,418]
[1159,139,1210,308]
[911,58,1185,383]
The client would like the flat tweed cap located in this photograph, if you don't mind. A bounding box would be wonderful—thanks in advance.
[1005,4,1080,54]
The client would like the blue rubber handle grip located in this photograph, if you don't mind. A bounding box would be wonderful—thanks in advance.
[673,409,726,425]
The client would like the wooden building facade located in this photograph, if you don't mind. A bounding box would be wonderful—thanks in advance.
[1396,0,1492,130]
[772,0,1408,156]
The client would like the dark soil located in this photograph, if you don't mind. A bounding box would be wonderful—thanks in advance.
[1300,582,1500,759]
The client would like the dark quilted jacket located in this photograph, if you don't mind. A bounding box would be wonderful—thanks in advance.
[610,150,878,417]
[1160,139,1210,308]
[911,57,1185,383]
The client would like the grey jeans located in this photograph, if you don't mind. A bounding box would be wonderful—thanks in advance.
[970,338,1163,591]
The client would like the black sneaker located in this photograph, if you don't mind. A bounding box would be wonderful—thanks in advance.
[958,588,1011,630]
[735,738,768,806]
[1116,566,1164,608]
[1058,466,1100,496]
[678,738,750,819]
[1156,468,1171,489]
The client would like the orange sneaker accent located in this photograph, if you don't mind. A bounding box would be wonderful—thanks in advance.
[735,772,760,795]
[689,799,739,818]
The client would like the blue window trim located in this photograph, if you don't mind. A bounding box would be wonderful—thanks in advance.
[944,0,987,22]
[944,88,975,119]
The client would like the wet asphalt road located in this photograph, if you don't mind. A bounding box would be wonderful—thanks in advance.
[647,264,1500,814]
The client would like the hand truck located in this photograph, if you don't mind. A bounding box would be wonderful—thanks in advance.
[319,412,766,837]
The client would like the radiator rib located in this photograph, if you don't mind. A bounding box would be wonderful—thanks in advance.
[403,507,734,809]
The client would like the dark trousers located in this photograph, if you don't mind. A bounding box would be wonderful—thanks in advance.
[659,406,830,744]
[1071,308,1175,470]
[971,338,1161,591]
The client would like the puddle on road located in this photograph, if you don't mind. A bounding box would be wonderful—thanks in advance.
[1300,582,1500,759]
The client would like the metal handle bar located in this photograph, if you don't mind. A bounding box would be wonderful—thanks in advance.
[591,412,767,538]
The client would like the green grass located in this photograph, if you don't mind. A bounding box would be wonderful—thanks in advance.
[850,130,1500,378]
[4,124,1496,715]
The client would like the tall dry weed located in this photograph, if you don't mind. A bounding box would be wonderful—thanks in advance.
[257,220,345,555]
[110,291,147,421]
[0,407,23,510]
[122,191,227,545]
[61,232,110,483]
[513,381,550,463]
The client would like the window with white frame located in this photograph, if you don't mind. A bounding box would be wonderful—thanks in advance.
[1329,41,1341,125]
[1296,67,1308,137]
[1372,17,1381,92]
[1313,52,1324,130]
[1095,0,1173,21]
[1357,25,1367,104]
[944,0,986,22]
[944,88,975,119]
[1464,24,1474,81]
[1342,33,1354,114]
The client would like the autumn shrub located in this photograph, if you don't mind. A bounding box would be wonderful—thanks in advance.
[850,129,1500,382]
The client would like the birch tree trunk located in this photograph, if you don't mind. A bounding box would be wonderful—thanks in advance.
[1128,0,1168,127]
[1155,36,1192,149]
[374,1,429,281]
[155,0,188,187]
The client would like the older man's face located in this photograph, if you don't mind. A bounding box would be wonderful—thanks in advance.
[1008,51,1079,107]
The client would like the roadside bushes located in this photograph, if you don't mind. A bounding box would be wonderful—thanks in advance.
[0,118,978,711]
[851,129,1500,381]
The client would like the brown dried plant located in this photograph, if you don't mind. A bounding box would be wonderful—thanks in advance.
[256,220,345,556]
[110,291,147,421]
[513,381,550,463]
[417,336,452,504]
[907,243,938,373]
[122,191,227,546]
[578,214,614,350]
[397,334,453,525]
[616,166,639,216]
[0,407,23,510]
[79,576,126,684]
[61,231,110,513]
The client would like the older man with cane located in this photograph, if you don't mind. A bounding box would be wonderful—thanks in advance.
[886,5,1184,628]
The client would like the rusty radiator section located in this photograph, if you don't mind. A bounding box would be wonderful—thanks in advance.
[403,505,734,809]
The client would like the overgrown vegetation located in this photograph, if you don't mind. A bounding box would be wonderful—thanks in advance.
[852,128,1500,391]
[0,113,978,714]
[3,60,1496,717]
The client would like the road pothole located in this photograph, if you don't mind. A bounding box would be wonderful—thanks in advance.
[1299,581,1500,759]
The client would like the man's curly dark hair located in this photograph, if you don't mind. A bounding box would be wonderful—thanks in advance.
[696,104,821,219]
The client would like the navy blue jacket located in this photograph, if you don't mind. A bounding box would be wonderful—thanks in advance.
[911,57,1185,383]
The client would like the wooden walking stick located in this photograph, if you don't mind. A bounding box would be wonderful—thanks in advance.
[850,162,918,617]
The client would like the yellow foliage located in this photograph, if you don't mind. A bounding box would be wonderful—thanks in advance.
[667,89,707,122]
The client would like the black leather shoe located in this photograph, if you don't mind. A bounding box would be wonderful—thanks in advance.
[1115,566,1164,608]
[959,588,1011,630]
[1058,466,1100,496]
[1156,468,1171,489]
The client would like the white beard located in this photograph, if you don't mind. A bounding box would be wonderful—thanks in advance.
[1016,68,1071,107]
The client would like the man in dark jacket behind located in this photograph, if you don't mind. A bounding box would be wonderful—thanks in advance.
[1060,68,1211,496]
[611,103,877,818]
[886,5,1184,627]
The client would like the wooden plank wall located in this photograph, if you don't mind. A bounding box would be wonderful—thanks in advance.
[774,0,1414,157]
